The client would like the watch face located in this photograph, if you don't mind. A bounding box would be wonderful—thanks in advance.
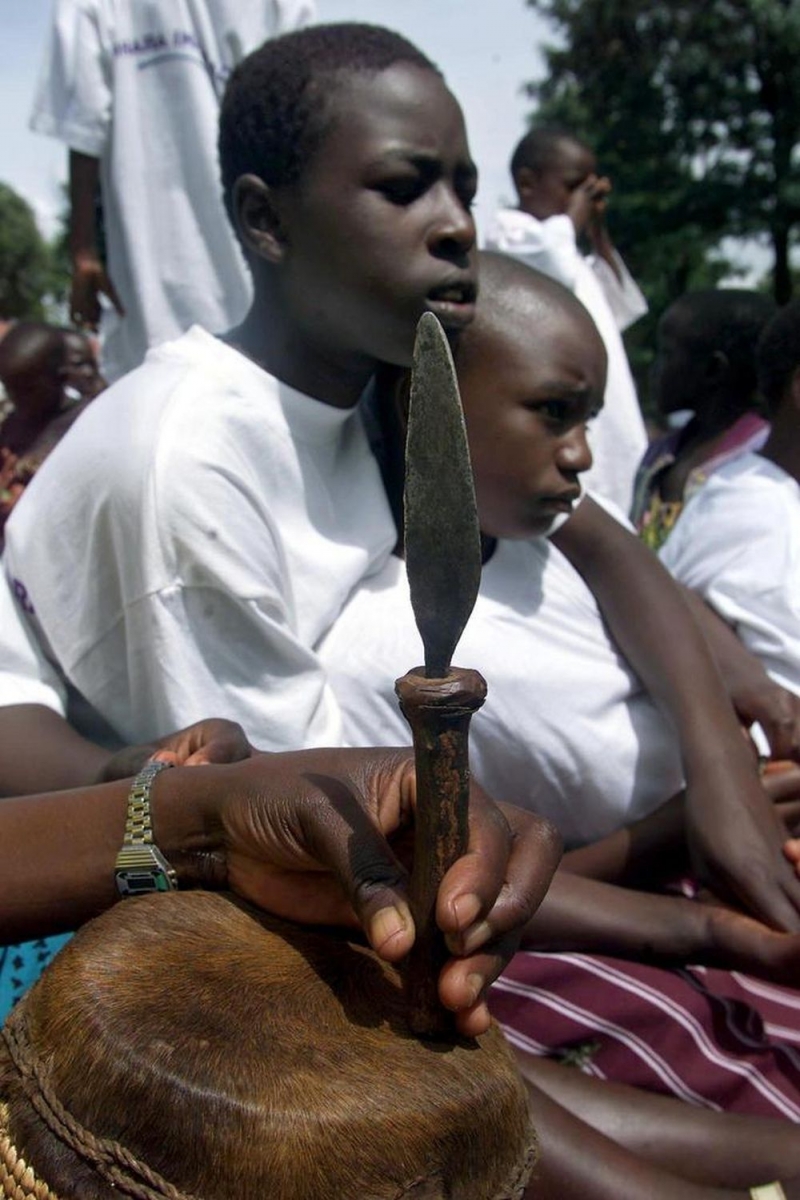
[116,868,175,896]
[115,843,178,897]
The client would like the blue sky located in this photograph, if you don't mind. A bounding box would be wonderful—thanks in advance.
[1,0,551,240]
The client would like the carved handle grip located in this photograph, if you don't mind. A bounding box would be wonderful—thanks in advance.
[395,666,487,1036]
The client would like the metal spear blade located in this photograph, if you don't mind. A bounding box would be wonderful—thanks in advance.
[404,313,482,678]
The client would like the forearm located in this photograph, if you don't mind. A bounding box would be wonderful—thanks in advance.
[587,222,622,282]
[0,704,112,797]
[562,792,687,885]
[678,586,800,760]
[0,764,222,943]
[520,1056,800,1191]
[68,149,101,261]
[553,499,751,771]
[521,868,708,963]
[680,586,767,707]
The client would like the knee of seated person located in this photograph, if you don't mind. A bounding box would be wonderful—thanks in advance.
[0,892,535,1200]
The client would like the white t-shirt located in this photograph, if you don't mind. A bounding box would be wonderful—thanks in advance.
[659,452,800,697]
[0,570,65,715]
[29,0,315,381]
[3,328,396,748]
[484,209,648,516]
[320,516,684,848]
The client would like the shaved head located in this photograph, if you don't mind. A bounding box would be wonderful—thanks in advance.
[453,252,607,541]
[460,251,605,371]
[510,127,591,182]
[0,322,65,390]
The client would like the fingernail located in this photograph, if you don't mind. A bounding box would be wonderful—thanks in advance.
[459,920,493,956]
[464,973,484,1007]
[369,904,411,954]
[452,892,482,929]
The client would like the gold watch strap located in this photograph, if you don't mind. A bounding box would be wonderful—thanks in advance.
[123,760,172,845]
[115,761,177,897]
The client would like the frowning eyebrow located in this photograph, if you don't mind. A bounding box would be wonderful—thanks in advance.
[367,148,478,179]
[533,380,593,398]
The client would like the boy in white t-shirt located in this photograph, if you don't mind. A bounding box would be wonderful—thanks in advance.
[660,299,800,698]
[5,25,477,753]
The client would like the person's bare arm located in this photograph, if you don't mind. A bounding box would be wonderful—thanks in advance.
[561,790,687,885]
[680,585,800,761]
[520,1056,800,1198]
[552,495,800,931]
[0,704,110,796]
[0,748,561,1037]
[0,706,253,797]
[583,176,624,283]
[69,149,124,329]
[522,865,800,985]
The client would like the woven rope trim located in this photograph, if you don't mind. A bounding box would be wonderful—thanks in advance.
[496,1122,538,1200]
[3,1005,537,1200]
[1,1011,196,1200]
[1,1102,58,1200]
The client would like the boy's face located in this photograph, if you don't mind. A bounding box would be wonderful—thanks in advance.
[459,302,606,539]
[269,64,478,372]
[60,332,105,402]
[520,138,596,221]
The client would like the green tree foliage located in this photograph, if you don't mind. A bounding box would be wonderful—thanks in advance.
[526,0,800,404]
[0,182,69,321]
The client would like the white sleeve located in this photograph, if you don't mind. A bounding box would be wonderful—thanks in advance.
[484,213,582,292]
[586,251,648,331]
[61,451,342,749]
[660,487,800,696]
[0,571,66,715]
[29,0,111,157]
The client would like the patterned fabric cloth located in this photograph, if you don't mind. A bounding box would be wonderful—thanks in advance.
[491,951,800,1121]
[631,412,769,550]
[0,935,72,1022]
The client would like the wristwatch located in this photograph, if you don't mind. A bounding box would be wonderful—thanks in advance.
[114,760,178,897]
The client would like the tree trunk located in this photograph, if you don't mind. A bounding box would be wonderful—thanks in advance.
[772,223,792,304]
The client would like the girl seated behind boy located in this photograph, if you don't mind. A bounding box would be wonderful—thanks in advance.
[321,253,800,1116]
[660,299,800,698]
[322,254,766,849]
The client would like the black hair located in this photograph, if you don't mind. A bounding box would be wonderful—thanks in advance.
[756,299,800,416]
[219,23,439,218]
[0,321,67,387]
[668,289,775,409]
[510,126,590,182]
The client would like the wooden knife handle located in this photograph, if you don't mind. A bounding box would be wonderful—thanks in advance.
[395,666,487,1036]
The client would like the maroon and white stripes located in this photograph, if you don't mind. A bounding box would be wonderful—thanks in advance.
[490,951,800,1121]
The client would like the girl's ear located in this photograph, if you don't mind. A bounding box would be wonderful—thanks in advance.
[232,174,287,263]
[706,348,730,384]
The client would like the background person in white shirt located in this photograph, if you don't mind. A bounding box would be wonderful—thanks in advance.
[29,0,316,381]
[485,126,647,515]
[660,298,800,700]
